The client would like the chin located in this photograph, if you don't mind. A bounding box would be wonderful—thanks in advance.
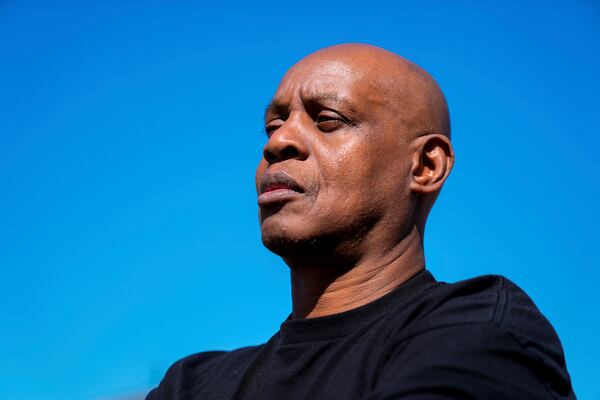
[260,215,321,257]
[260,217,303,254]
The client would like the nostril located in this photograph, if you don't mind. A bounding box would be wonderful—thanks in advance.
[264,145,300,164]
[281,146,299,160]
[264,149,277,163]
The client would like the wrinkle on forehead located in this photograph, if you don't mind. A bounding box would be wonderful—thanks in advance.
[273,59,387,116]
[289,59,358,80]
[277,60,357,100]
[275,44,450,139]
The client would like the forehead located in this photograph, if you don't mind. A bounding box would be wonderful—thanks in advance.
[270,59,386,113]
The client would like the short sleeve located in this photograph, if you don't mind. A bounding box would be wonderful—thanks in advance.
[363,322,574,400]
[145,351,227,400]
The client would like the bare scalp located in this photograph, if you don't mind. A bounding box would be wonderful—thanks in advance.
[290,43,450,140]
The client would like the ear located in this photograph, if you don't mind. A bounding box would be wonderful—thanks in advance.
[410,134,454,194]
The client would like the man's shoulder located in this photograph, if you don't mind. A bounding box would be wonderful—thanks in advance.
[407,273,551,330]
[394,273,567,366]
[169,345,262,370]
[377,273,574,398]
[146,345,264,399]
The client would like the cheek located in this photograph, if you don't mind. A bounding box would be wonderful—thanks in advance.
[318,135,380,189]
[314,141,377,209]
[316,137,411,212]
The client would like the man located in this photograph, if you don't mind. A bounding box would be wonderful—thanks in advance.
[147,44,574,399]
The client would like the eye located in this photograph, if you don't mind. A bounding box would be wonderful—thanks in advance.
[265,119,283,136]
[316,111,346,132]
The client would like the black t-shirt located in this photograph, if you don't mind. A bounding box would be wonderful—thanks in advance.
[147,270,575,399]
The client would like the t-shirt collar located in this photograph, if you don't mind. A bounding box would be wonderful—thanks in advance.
[278,269,437,346]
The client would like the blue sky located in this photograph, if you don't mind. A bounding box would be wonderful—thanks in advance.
[0,1,598,398]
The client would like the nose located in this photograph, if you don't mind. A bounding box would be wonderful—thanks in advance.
[263,117,309,164]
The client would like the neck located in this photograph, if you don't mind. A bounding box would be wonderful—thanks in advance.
[289,226,425,319]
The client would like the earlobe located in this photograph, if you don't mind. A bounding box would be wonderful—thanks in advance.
[410,134,454,194]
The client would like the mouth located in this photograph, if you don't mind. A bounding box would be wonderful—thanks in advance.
[258,171,304,206]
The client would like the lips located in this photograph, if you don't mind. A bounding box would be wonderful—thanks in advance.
[258,171,304,205]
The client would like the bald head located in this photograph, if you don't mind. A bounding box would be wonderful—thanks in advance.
[284,43,450,140]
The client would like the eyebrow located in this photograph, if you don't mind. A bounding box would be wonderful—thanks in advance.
[264,93,360,122]
[264,100,287,122]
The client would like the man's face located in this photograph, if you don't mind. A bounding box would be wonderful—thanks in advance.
[256,56,414,257]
